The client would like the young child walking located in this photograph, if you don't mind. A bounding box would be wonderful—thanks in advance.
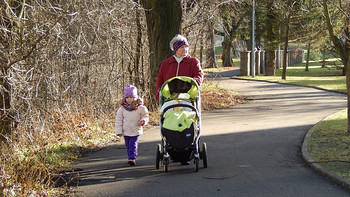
[115,85,149,166]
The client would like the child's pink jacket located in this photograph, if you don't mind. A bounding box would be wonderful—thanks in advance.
[115,105,149,137]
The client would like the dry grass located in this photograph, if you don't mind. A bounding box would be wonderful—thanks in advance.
[0,106,117,196]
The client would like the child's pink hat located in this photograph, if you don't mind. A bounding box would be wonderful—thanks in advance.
[124,85,138,98]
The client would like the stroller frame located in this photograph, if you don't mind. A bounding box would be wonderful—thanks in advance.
[156,76,208,172]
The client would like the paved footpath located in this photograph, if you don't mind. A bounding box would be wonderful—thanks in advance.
[73,78,349,197]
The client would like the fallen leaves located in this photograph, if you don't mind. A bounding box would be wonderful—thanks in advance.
[201,89,247,111]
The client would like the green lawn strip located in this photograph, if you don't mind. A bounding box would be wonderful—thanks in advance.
[233,65,346,93]
[308,109,350,180]
[235,75,346,93]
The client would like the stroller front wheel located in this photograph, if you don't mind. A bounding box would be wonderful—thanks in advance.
[194,158,199,172]
[164,157,169,172]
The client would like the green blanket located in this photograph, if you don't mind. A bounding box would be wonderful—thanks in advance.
[163,110,196,132]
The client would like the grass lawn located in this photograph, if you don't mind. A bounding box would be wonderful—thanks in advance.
[234,60,350,182]
[308,109,350,180]
[234,63,346,93]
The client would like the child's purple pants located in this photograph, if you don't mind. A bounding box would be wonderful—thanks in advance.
[124,136,139,160]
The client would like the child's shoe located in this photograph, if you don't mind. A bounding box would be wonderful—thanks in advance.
[128,159,136,166]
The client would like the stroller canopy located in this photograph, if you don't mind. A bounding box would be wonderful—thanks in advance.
[160,76,199,101]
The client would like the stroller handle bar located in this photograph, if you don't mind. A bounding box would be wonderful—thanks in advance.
[161,103,199,118]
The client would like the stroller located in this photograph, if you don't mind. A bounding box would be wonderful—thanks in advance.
[156,76,208,172]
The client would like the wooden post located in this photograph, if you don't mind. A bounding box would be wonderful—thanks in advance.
[240,51,250,76]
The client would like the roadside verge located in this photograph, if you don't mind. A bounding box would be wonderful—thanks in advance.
[302,120,350,191]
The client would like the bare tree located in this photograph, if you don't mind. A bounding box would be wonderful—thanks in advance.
[322,0,350,132]
[141,0,182,107]
[218,0,248,67]
[205,20,217,68]
[281,0,304,80]
[181,0,217,68]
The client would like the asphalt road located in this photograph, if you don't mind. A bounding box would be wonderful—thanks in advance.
[73,78,349,197]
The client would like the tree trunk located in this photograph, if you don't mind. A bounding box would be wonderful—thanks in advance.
[321,49,326,68]
[0,70,12,138]
[200,34,204,67]
[134,1,143,89]
[264,2,276,76]
[141,0,182,108]
[265,50,276,76]
[222,35,233,67]
[346,64,350,133]
[205,20,217,68]
[282,13,291,80]
[305,43,310,71]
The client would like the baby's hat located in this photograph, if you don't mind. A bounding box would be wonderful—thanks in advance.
[124,85,138,98]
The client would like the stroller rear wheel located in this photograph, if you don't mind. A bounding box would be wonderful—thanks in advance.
[200,142,208,168]
[156,144,162,169]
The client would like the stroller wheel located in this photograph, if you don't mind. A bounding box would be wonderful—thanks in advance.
[156,144,162,169]
[201,142,208,168]
[164,157,169,172]
[194,158,199,172]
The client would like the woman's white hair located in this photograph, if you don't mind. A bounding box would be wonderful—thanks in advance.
[169,34,189,51]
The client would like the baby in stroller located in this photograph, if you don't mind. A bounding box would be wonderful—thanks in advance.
[156,76,207,172]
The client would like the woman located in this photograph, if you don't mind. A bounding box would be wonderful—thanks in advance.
[155,34,204,100]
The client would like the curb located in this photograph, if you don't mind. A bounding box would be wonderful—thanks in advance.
[301,119,350,191]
